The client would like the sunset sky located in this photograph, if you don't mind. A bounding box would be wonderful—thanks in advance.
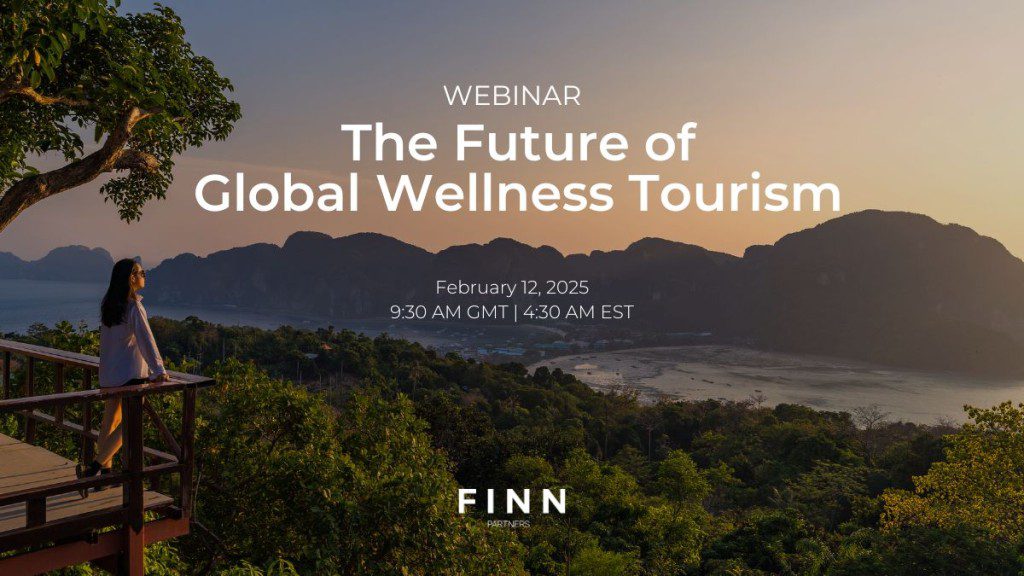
[2,0,1022,266]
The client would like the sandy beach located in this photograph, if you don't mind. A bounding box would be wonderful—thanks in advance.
[531,345,1024,424]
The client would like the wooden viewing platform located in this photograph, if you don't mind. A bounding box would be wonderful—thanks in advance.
[0,339,214,575]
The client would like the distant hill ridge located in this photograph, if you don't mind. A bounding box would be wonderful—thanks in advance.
[0,245,114,282]
[5,211,1024,375]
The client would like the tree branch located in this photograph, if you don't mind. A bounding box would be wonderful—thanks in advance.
[0,85,91,108]
[0,107,156,233]
[0,75,90,108]
[114,149,160,172]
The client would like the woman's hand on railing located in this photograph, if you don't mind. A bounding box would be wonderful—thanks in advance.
[149,373,171,383]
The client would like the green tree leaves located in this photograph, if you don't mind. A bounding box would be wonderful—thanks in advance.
[881,401,1024,542]
[0,1,240,230]
[15,318,1020,574]
[189,359,525,575]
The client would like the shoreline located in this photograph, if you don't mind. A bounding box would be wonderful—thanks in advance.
[530,345,1024,424]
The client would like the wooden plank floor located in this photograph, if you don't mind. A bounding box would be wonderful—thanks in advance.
[0,433,171,534]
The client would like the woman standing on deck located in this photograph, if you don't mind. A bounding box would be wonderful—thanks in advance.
[77,259,169,481]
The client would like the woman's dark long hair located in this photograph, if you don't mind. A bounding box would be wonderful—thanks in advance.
[101,259,138,327]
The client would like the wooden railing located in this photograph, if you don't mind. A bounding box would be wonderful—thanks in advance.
[0,339,214,575]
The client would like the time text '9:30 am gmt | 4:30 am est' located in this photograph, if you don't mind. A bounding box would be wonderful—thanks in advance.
[390,303,634,322]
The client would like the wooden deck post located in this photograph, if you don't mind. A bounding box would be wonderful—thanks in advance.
[180,388,197,517]
[83,371,95,465]
[123,396,145,531]
[26,497,46,528]
[25,357,35,443]
[2,351,9,399]
[55,364,65,424]
[121,395,146,575]
[82,400,94,465]
[119,525,145,576]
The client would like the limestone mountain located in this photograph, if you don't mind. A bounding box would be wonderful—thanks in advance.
[0,246,113,282]
[8,211,1023,374]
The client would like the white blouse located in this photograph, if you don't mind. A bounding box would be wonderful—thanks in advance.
[98,295,167,388]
